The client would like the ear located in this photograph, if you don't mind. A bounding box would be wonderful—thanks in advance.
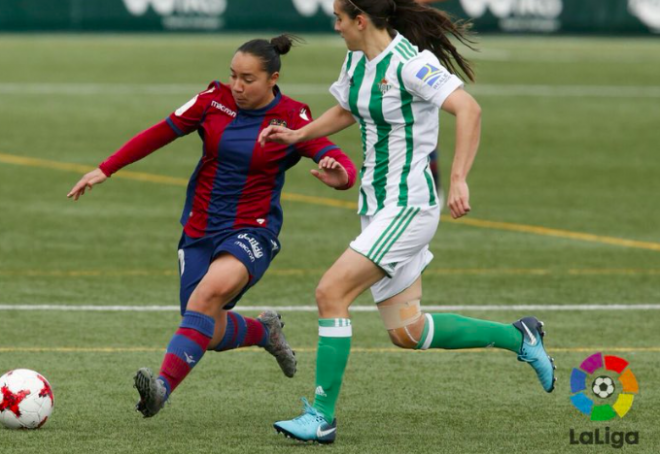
[269,71,280,87]
[356,13,369,30]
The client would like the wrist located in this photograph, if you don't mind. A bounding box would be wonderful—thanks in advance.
[450,173,466,183]
[296,128,309,143]
[98,164,113,178]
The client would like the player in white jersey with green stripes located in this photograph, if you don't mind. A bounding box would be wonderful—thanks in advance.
[261,0,557,444]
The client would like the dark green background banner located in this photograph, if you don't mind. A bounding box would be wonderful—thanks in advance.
[1,0,659,34]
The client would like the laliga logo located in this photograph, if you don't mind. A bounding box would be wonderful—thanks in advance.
[123,0,227,16]
[568,352,640,448]
[570,352,639,421]
[291,0,334,17]
[460,0,562,19]
[629,0,660,32]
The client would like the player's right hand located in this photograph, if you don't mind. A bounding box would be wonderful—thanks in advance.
[67,168,108,201]
[258,125,302,146]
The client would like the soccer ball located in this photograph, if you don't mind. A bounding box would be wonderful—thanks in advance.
[0,369,54,429]
[592,376,615,399]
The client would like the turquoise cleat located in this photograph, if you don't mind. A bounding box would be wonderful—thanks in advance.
[273,398,337,444]
[513,316,557,393]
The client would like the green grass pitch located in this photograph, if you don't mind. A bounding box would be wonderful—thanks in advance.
[0,34,659,453]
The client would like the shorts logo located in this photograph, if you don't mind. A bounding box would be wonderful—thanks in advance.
[270,239,279,252]
[238,234,264,259]
[415,65,447,88]
[570,352,639,421]
[234,241,255,262]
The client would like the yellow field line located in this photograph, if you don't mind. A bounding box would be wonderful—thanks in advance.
[2,268,660,277]
[452,217,660,252]
[0,346,659,353]
[2,152,659,252]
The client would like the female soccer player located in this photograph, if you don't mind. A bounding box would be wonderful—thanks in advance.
[260,1,556,443]
[67,35,357,418]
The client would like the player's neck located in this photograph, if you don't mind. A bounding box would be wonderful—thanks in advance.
[360,28,394,61]
[246,91,276,111]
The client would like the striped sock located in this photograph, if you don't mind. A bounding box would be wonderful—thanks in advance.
[312,318,352,423]
[214,311,268,352]
[158,310,215,396]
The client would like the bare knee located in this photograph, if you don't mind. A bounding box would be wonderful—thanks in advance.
[315,280,350,318]
[188,283,235,315]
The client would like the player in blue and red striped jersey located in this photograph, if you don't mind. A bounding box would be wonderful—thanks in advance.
[67,35,357,418]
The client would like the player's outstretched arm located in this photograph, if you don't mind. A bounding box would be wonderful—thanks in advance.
[67,168,108,201]
[441,88,482,219]
[259,104,355,146]
[66,120,179,201]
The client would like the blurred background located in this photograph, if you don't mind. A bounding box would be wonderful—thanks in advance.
[1,0,660,34]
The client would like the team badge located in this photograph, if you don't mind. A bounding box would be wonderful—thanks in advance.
[269,119,288,128]
[378,78,391,94]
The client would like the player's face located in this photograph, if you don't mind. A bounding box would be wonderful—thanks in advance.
[333,0,362,51]
[229,52,279,110]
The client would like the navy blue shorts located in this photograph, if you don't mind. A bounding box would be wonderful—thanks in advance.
[177,228,280,315]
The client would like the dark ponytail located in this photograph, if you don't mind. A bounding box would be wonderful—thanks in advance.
[339,0,476,82]
[236,34,302,75]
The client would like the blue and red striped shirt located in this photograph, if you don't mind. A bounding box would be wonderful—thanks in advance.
[101,81,355,239]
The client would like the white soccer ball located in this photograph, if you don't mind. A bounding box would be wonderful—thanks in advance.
[0,369,54,429]
[592,376,615,399]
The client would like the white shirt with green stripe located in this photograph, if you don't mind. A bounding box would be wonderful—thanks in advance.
[330,33,463,216]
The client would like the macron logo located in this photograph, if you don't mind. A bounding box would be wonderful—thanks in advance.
[315,386,327,397]
[211,101,237,118]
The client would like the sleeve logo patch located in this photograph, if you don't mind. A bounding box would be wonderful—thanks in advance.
[416,64,446,87]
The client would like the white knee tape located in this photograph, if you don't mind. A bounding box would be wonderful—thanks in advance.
[378,299,422,330]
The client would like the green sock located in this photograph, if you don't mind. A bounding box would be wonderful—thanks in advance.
[415,313,522,353]
[312,318,352,423]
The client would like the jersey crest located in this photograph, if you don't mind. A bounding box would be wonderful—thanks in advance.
[269,118,288,127]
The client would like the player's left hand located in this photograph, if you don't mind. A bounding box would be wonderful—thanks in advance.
[311,156,349,189]
[447,180,471,219]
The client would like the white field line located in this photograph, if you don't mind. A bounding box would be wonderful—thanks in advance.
[1,83,660,98]
[0,304,659,312]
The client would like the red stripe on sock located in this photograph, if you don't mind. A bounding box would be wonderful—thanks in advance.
[243,317,267,347]
[159,353,191,393]
[177,327,212,349]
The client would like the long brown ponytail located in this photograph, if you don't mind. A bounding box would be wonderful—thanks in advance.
[339,0,476,82]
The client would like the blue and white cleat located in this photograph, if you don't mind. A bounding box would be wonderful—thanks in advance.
[273,398,337,444]
[513,316,557,393]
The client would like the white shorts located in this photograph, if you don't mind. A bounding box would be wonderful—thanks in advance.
[350,205,440,303]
